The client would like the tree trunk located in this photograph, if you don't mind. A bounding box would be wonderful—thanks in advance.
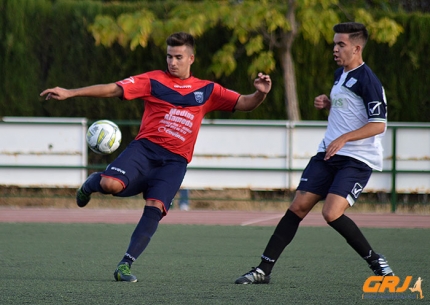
[280,47,300,121]
[281,0,301,121]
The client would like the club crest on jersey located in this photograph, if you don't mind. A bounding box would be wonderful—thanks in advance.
[194,91,204,104]
[345,77,357,88]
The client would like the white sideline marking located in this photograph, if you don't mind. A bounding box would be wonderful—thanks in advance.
[241,214,283,226]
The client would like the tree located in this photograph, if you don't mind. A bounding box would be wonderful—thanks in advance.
[89,0,403,120]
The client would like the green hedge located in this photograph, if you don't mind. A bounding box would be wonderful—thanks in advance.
[0,0,429,122]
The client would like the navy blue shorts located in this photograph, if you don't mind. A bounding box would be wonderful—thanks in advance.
[296,152,372,206]
[101,139,187,213]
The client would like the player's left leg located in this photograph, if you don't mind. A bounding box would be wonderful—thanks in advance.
[114,202,163,282]
[114,146,187,282]
[324,158,394,276]
[323,193,379,261]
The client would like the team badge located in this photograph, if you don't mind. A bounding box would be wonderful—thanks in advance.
[345,77,357,88]
[194,91,204,104]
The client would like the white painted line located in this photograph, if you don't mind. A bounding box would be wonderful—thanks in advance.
[241,214,283,226]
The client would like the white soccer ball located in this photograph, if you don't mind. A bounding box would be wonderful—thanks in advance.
[86,120,122,155]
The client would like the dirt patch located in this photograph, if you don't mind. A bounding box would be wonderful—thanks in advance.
[1,186,429,214]
[0,187,290,211]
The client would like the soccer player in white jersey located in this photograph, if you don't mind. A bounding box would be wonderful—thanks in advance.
[235,22,393,284]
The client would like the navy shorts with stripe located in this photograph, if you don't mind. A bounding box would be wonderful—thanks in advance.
[101,138,187,213]
[297,152,372,206]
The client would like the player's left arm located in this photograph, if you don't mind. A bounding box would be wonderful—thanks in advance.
[324,73,387,160]
[324,122,386,160]
[234,73,271,111]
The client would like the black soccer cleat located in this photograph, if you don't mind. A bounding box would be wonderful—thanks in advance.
[76,186,91,208]
[76,172,98,208]
[368,254,394,276]
[235,267,271,284]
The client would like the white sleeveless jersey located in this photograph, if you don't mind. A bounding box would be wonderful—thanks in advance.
[317,63,387,171]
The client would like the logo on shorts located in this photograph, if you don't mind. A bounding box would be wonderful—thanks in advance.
[351,183,363,198]
[111,166,126,175]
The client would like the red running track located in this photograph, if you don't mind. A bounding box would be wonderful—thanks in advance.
[0,208,429,228]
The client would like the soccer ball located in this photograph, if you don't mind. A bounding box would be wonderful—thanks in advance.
[86,120,122,155]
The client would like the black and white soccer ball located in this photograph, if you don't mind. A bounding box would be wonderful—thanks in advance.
[86,120,122,155]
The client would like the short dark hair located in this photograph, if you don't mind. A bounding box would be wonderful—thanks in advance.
[166,32,195,51]
[333,22,368,47]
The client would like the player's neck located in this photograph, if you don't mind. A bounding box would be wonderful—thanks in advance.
[343,59,364,72]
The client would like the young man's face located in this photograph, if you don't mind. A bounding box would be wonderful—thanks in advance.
[333,33,361,71]
[166,45,194,79]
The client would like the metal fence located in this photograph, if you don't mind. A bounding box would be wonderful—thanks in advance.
[1,117,429,212]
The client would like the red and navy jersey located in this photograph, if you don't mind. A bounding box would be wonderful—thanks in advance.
[116,70,240,163]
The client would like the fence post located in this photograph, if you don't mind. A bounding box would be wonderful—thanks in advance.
[390,127,397,212]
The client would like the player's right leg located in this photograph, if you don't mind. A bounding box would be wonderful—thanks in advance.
[234,192,320,284]
[76,172,102,207]
[76,140,145,208]
[235,153,330,284]
[76,172,125,207]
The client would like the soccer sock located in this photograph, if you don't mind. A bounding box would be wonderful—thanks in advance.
[258,209,302,275]
[81,172,108,194]
[328,214,379,263]
[120,206,163,265]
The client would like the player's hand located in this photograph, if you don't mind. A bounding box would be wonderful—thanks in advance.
[314,94,330,110]
[40,87,71,100]
[324,135,347,160]
[254,73,272,94]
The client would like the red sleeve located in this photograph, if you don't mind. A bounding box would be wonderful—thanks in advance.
[115,74,151,100]
[205,83,240,113]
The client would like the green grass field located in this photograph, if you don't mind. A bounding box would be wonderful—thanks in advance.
[0,223,428,304]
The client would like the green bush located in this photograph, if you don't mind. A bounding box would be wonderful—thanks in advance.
[0,0,429,122]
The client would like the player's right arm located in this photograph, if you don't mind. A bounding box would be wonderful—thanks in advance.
[40,83,123,100]
[314,94,331,110]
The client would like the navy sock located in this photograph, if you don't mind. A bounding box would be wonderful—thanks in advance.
[328,214,379,262]
[81,172,108,194]
[258,209,302,275]
[120,206,163,265]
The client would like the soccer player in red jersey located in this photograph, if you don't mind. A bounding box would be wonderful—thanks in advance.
[40,32,272,282]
